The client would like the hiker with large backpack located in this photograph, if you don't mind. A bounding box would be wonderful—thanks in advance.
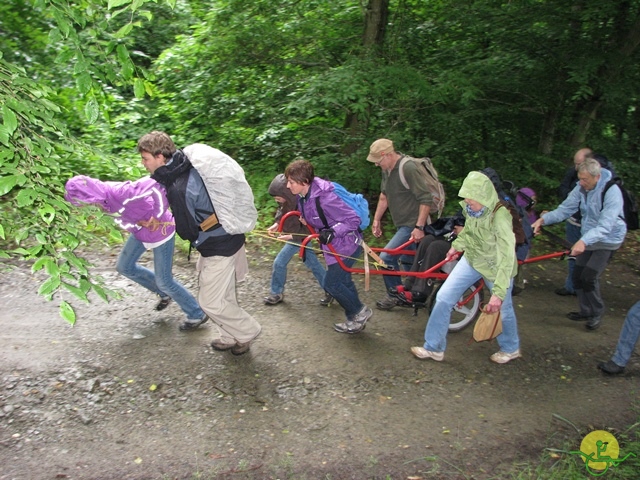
[532,158,627,331]
[366,138,445,311]
[284,159,373,334]
[140,131,262,356]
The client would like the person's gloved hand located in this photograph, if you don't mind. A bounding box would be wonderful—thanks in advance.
[318,228,335,245]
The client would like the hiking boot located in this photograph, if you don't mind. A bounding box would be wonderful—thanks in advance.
[320,292,334,307]
[178,316,209,331]
[376,295,398,310]
[598,360,625,375]
[555,287,576,296]
[231,341,251,356]
[566,311,591,321]
[155,297,172,311]
[210,339,236,351]
[489,350,522,364]
[586,316,602,331]
[334,305,372,334]
[264,293,284,305]
[410,347,444,362]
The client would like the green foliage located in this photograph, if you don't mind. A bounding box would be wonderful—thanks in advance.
[2,0,640,323]
[0,57,125,323]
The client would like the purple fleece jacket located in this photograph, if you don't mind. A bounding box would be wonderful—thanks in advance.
[64,175,175,244]
[297,177,362,265]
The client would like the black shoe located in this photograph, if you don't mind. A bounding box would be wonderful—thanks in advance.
[155,297,172,311]
[586,316,602,330]
[566,311,591,321]
[178,316,209,331]
[319,292,334,307]
[555,287,576,296]
[598,360,625,375]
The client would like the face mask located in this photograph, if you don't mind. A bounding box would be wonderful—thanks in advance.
[465,204,486,218]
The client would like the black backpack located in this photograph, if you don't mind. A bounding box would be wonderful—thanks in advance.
[601,177,639,231]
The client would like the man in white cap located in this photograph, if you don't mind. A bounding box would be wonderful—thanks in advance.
[367,138,433,310]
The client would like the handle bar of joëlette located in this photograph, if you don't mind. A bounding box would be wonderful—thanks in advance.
[279,211,570,279]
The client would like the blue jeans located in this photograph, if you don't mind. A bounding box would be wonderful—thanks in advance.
[380,226,416,291]
[423,256,519,354]
[270,241,326,294]
[116,235,204,320]
[612,301,640,367]
[325,245,363,318]
[563,221,581,293]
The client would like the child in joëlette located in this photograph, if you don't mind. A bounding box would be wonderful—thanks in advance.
[64,175,206,328]
[263,174,329,306]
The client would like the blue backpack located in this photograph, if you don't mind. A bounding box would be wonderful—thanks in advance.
[315,182,370,231]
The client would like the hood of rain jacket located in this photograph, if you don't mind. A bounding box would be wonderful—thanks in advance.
[452,171,517,300]
[268,174,308,237]
[64,175,175,244]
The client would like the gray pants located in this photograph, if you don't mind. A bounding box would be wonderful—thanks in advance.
[573,249,614,318]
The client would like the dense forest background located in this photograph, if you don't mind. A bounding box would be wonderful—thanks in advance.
[1,0,639,322]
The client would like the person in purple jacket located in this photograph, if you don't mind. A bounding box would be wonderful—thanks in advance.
[284,159,373,334]
[64,175,207,329]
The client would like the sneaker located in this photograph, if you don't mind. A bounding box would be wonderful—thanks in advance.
[585,316,602,330]
[598,360,625,375]
[320,292,334,307]
[231,341,251,356]
[410,347,444,361]
[376,295,398,310]
[155,297,172,311]
[333,305,372,334]
[178,316,209,331]
[353,305,373,323]
[210,339,236,351]
[264,293,284,305]
[489,350,522,364]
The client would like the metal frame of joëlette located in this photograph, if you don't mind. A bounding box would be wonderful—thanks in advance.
[281,210,570,279]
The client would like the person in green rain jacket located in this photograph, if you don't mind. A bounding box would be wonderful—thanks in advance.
[411,171,521,364]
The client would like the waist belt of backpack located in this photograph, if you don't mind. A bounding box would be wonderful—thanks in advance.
[199,213,220,232]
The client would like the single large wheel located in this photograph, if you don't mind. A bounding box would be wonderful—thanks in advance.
[428,280,485,332]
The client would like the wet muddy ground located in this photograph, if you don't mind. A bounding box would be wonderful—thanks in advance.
[1,237,639,479]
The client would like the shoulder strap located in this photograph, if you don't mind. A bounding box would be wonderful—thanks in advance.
[600,178,621,211]
[315,196,329,229]
[397,155,410,189]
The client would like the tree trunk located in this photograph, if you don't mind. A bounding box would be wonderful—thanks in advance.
[341,0,390,155]
[362,0,390,50]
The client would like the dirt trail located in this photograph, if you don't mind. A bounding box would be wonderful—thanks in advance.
[1,239,639,479]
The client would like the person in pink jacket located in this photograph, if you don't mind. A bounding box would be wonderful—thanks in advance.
[64,175,207,330]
